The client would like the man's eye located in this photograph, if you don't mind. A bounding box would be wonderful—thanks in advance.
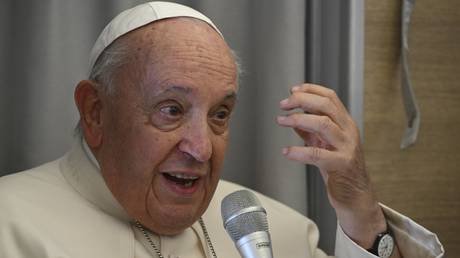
[160,105,183,117]
[212,107,231,122]
[149,103,184,131]
[210,108,232,135]
[215,110,229,120]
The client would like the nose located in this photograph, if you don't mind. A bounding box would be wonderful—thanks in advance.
[178,120,212,162]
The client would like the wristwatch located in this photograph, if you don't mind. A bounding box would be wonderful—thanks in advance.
[367,228,395,258]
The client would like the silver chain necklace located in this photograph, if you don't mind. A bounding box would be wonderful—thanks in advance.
[135,218,217,258]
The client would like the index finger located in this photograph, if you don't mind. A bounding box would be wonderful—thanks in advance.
[291,84,347,112]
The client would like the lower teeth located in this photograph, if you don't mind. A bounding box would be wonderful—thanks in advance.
[184,181,193,187]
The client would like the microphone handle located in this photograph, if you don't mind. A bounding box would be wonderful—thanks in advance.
[236,231,274,258]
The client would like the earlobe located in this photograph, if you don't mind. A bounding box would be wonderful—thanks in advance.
[74,80,103,148]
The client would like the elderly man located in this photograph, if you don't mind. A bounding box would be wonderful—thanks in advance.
[0,2,443,258]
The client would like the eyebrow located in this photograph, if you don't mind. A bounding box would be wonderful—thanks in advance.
[158,85,192,95]
[223,91,237,101]
[156,85,237,102]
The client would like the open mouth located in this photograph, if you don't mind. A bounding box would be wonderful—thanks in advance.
[162,172,200,188]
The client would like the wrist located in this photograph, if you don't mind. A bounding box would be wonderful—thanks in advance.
[338,202,387,249]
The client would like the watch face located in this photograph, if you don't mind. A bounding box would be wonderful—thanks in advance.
[377,234,394,258]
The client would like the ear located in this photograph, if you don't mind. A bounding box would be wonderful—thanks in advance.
[74,80,104,148]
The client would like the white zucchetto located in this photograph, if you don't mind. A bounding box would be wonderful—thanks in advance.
[88,1,222,76]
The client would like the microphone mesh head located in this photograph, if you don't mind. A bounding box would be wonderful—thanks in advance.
[221,190,269,242]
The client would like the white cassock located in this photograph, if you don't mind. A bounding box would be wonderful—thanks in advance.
[0,137,444,258]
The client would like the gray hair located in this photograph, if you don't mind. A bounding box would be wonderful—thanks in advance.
[88,38,131,95]
[75,38,242,136]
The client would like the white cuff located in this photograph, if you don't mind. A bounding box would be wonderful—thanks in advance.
[334,204,445,258]
[334,223,378,258]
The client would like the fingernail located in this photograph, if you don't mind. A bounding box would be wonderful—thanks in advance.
[282,147,289,155]
[280,99,288,106]
[291,86,300,92]
[277,116,286,122]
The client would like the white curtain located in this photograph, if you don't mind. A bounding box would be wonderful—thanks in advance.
[0,0,363,254]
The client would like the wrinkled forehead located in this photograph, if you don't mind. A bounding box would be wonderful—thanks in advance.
[111,18,238,100]
[136,19,236,83]
[123,17,230,57]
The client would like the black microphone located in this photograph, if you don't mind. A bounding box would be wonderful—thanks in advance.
[221,189,274,258]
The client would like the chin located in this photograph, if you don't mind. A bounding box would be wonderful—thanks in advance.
[155,225,190,236]
[147,204,204,235]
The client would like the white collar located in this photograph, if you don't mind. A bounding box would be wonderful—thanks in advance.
[82,138,100,169]
[59,136,131,222]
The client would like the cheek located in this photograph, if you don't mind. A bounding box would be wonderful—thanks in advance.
[107,122,179,183]
[124,131,178,172]
[107,131,182,208]
[215,132,230,154]
[210,133,229,175]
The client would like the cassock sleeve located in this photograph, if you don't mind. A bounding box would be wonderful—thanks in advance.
[333,204,445,258]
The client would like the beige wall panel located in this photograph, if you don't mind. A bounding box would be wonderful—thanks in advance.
[365,1,460,256]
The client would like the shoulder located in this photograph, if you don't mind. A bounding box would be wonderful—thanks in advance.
[0,158,67,202]
[0,158,71,221]
[0,158,69,257]
[0,155,131,258]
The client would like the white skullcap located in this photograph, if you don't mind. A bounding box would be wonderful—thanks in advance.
[88,1,222,76]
